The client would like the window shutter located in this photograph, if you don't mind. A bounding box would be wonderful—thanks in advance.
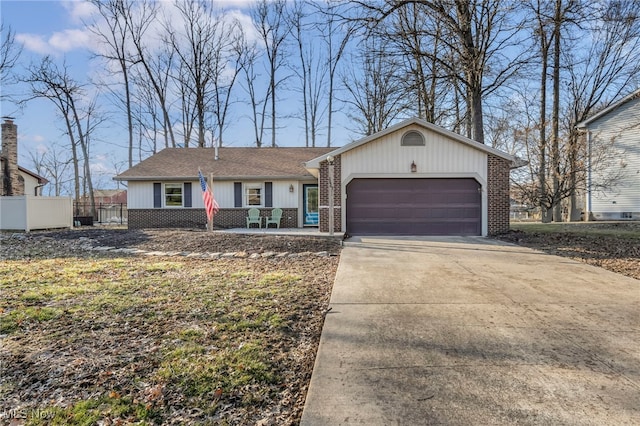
[234,182,242,207]
[265,182,273,207]
[184,182,192,207]
[153,183,161,208]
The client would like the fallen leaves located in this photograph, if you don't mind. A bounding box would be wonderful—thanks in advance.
[0,231,339,425]
[497,224,640,280]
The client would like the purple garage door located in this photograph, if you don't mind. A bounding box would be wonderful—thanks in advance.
[346,178,481,236]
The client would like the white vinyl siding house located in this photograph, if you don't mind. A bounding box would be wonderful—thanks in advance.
[116,122,515,234]
[127,180,304,210]
[577,90,640,220]
[339,124,489,235]
[305,118,516,236]
[115,147,333,229]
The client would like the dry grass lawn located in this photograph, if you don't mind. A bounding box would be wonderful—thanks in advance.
[0,252,337,425]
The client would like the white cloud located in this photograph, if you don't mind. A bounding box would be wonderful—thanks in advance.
[15,33,50,55]
[226,9,260,43]
[90,161,113,175]
[17,28,95,55]
[49,29,94,52]
[62,0,98,23]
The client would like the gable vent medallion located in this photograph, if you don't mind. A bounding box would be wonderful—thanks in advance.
[401,130,425,146]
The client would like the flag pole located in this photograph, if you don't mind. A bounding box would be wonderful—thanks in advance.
[208,172,214,232]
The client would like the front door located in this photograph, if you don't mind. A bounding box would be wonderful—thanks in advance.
[303,184,319,226]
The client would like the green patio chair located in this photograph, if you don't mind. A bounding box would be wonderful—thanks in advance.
[246,208,262,228]
[265,208,283,228]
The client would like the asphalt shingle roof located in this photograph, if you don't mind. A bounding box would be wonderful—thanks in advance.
[114,147,334,181]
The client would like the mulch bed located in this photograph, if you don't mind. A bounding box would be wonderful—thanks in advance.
[496,229,640,280]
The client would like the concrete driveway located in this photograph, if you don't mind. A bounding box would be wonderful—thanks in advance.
[301,237,640,425]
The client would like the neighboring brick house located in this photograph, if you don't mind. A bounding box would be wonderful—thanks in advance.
[305,118,516,236]
[78,189,128,205]
[115,118,516,236]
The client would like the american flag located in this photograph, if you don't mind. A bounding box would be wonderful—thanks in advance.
[198,170,220,221]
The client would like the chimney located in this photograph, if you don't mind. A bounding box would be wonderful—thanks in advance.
[1,118,24,196]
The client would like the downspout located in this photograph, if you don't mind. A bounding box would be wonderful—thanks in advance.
[585,130,592,221]
[34,183,46,196]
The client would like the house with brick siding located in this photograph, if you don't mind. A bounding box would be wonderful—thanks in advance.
[114,147,333,229]
[306,117,516,236]
[115,118,516,235]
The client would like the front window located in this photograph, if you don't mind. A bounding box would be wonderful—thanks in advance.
[245,184,262,206]
[165,183,182,207]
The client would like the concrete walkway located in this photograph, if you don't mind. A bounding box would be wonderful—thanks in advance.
[301,237,640,425]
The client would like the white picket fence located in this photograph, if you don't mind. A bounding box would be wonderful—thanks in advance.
[0,196,73,232]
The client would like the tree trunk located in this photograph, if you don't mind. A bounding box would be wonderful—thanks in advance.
[538,13,550,223]
[551,0,562,222]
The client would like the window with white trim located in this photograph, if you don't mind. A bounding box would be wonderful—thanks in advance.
[165,183,183,207]
[245,183,262,206]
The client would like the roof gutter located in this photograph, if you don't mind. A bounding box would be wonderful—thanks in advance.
[113,175,318,182]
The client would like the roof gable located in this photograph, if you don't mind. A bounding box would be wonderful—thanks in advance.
[577,89,640,128]
[305,117,515,169]
[114,147,334,181]
[0,158,48,184]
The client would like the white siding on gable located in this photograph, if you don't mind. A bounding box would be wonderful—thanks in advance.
[587,97,640,217]
[340,124,489,236]
[19,171,41,196]
[341,124,487,182]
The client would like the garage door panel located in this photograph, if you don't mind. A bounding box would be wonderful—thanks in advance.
[346,178,481,236]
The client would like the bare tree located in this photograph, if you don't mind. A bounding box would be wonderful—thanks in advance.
[28,143,73,196]
[288,0,327,147]
[341,35,410,136]
[353,0,526,144]
[252,0,291,147]
[210,18,244,147]
[315,1,355,147]
[524,0,640,222]
[22,57,97,216]
[168,1,238,147]
[122,0,177,148]
[0,21,22,94]
[563,0,640,220]
[390,2,445,124]
[88,0,136,167]
[238,32,268,147]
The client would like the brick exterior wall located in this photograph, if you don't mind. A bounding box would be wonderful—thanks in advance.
[487,154,511,235]
[318,155,342,233]
[128,208,299,230]
[1,119,25,196]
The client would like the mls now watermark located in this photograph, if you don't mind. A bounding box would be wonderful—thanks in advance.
[0,408,55,420]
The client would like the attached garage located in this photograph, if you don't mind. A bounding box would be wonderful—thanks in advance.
[305,118,515,237]
[346,178,481,236]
